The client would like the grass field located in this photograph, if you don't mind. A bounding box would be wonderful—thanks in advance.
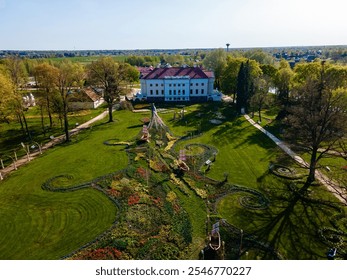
[0,103,345,259]
[0,110,146,259]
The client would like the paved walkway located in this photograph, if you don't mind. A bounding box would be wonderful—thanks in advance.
[244,114,347,205]
[0,109,110,180]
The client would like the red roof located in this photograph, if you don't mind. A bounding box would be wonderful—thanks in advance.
[141,67,214,80]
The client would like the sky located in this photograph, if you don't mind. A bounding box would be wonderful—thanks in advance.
[1,0,347,50]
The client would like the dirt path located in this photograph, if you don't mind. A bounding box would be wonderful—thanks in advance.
[0,109,110,180]
[244,114,347,205]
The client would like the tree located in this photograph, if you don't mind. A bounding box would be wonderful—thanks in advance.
[274,60,293,107]
[87,57,135,122]
[220,57,245,103]
[3,56,30,138]
[250,77,272,122]
[55,61,85,142]
[0,71,15,124]
[236,60,262,113]
[203,49,227,88]
[285,62,347,192]
[34,62,59,128]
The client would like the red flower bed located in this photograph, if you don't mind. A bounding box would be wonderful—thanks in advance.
[128,193,140,205]
[136,167,148,179]
[75,247,122,260]
[150,196,162,207]
[108,189,120,197]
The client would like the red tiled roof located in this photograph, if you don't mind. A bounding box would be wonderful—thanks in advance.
[141,67,213,80]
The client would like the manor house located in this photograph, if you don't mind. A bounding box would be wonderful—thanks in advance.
[136,66,221,102]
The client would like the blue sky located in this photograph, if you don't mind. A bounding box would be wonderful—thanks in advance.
[1,0,347,50]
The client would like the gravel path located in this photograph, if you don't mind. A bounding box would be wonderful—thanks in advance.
[244,114,347,205]
[0,109,110,180]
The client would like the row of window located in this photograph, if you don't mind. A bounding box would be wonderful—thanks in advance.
[166,97,188,101]
[149,83,205,87]
[149,89,205,95]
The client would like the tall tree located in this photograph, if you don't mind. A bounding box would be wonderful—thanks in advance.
[0,71,15,124]
[285,62,347,192]
[34,62,59,128]
[274,60,293,107]
[56,61,85,142]
[221,57,245,103]
[203,49,227,88]
[250,77,272,122]
[236,60,262,113]
[3,57,30,138]
[87,57,134,122]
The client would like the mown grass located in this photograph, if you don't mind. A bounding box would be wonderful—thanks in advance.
[0,103,345,259]
[0,110,145,259]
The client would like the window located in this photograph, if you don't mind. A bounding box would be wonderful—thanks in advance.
[196,89,198,94]
[190,89,192,94]
[174,90,176,95]
[156,90,159,95]
[201,89,204,94]
[150,90,153,95]
[162,90,164,94]
[169,84,172,87]
[150,84,153,87]
[182,89,185,94]
[169,90,172,95]
[178,90,181,94]
[156,84,158,87]
[196,83,198,86]
[201,83,204,86]
[173,84,176,87]
[190,83,193,86]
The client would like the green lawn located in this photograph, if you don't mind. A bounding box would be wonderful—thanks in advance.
[0,110,145,259]
[0,104,345,259]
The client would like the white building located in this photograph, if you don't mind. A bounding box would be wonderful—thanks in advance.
[136,66,221,102]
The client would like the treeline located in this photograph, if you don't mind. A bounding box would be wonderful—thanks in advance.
[0,57,139,142]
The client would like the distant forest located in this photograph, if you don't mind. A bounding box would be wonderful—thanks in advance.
[1,45,347,65]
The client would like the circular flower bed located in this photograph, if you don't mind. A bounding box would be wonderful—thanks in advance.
[269,164,304,180]
[236,188,270,210]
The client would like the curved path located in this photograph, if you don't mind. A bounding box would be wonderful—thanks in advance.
[244,115,347,205]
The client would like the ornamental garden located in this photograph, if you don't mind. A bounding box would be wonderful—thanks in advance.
[0,103,346,260]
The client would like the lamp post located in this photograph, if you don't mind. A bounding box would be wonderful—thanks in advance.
[21,142,31,162]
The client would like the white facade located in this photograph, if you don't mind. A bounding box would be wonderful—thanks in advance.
[137,67,221,102]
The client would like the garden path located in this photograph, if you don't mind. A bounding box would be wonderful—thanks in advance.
[0,109,110,180]
[244,114,347,205]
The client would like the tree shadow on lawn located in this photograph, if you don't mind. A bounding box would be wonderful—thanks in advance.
[249,179,345,259]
